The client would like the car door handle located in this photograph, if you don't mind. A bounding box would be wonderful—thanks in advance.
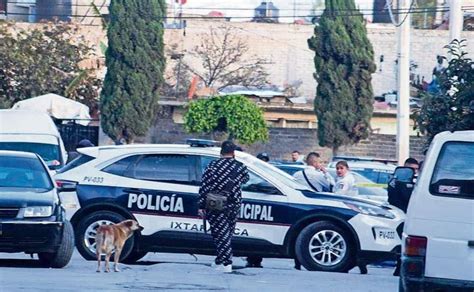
[468,241,474,247]
[124,188,142,194]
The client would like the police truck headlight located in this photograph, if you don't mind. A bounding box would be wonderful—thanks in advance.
[344,203,395,219]
[24,206,53,218]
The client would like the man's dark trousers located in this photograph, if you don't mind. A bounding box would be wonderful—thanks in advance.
[208,207,239,266]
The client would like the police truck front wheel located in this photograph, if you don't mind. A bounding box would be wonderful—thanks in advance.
[295,221,356,272]
[75,211,135,261]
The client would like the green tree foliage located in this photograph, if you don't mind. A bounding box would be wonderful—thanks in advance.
[0,22,102,109]
[100,0,166,143]
[415,40,474,143]
[308,0,376,153]
[184,95,268,145]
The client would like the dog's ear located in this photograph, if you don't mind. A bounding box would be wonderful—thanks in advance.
[124,220,134,228]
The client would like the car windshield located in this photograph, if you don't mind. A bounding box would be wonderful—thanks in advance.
[327,169,387,197]
[0,142,60,165]
[238,154,310,190]
[0,156,53,190]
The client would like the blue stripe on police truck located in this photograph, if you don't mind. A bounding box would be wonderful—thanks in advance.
[76,185,357,226]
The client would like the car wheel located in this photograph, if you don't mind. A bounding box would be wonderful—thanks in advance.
[75,211,134,261]
[295,221,356,272]
[38,220,75,268]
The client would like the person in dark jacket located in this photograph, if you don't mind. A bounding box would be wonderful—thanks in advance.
[389,158,419,276]
[198,141,249,273]
[388,158,419,213]
[66,139,94,164]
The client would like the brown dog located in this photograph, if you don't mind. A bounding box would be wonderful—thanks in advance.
[95,220,142,273]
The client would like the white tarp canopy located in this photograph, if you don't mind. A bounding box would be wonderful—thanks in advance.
[12,93,91,125]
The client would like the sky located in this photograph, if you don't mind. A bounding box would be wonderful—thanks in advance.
[169,0,375,23]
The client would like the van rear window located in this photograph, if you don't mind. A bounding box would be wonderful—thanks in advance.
[430,142,474,199]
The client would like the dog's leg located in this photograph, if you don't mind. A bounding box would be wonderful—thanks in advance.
[105,251,112,273]
[96,251,101,273]
[113,246,122,272]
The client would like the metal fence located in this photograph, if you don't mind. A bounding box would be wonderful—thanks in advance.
[56,120,99,152]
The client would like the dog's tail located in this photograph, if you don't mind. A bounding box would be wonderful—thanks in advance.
[95,226,107,254]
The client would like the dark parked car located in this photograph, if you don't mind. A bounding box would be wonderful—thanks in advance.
[0,150,74,268]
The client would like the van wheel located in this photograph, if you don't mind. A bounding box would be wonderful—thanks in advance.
[75,211,134,261]
[295,221,356,272]
[39,221,75,268]
[399,276,421,292]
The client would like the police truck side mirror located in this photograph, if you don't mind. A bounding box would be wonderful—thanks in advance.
[393,167,415,183]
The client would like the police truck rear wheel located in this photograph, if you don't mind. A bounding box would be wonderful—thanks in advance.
[75,211,134,261]
[295,221,356,272]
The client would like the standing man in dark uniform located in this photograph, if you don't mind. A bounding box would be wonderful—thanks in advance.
[389,157,419,276]
[198,141,249,273]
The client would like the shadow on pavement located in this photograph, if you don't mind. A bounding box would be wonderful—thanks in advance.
[127,260,247,270]
[0,258,44,268]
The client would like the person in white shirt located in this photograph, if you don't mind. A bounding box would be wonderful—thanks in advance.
[334,160,358,196]
[291,150,305,164]
[335,160,367,274]
[293,152,334,192]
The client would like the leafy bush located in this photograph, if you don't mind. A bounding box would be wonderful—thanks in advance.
[184,95,268,144]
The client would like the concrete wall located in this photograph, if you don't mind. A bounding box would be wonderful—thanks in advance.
[164,20,474,98]
[143,105,427,162]
[10,20,473,98]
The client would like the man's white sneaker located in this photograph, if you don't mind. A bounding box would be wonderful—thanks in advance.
[221,264,232,273]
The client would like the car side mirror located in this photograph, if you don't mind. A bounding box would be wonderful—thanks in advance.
[245,182,281,195]
[393,167,415,183]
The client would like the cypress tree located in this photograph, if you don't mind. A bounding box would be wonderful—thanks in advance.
[101,0,166,143]
[308,0,376,154]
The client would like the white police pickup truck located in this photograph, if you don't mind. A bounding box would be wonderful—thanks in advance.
[55,140,404,272]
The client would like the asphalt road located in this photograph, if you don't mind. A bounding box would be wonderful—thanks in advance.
[0,251,399,292]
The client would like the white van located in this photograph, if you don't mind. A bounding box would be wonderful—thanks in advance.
[0,110,67,170]
[400,131,474,291]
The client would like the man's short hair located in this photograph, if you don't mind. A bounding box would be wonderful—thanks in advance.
[306,152,320,163]
[404,158,419,166]
[221,140,236,155]
[292,150,300,154]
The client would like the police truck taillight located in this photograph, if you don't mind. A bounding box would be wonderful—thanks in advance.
[404,235,427,257]
[55,180,77,192]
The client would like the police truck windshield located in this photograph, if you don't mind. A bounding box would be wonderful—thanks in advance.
[239,154,310,191]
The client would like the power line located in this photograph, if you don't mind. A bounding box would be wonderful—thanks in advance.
[386,0,416,27]
[4,1,458,12]
[3,8,451,20]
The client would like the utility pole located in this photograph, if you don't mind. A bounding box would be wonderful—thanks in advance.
[396,0,411,165]
[293,0,296,22]
[449,0,463,42]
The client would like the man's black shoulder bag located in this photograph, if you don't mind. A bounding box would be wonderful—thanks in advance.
[205,168,237,212]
